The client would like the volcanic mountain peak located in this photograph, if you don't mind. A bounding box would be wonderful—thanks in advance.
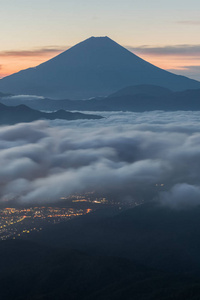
[0,36,200,100]
[64,36,125,50]
[42,35,138,69]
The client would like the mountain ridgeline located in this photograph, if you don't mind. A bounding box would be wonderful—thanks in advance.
[2,84,200,112]
[0,37,200,100]
[0,102,102,125]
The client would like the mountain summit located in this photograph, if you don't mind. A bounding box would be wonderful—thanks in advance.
[0,36,200,99]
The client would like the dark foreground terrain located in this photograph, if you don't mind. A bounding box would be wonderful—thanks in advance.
[1,239,200,300]
[2,202,200,299]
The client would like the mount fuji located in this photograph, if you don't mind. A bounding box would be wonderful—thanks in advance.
[0,36,200,100]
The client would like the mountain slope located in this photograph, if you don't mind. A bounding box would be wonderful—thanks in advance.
[0,37,200,99]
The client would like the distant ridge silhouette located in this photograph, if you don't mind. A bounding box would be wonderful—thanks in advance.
[2,85,200,112]
[0,36,200,99]
[0,102,102,125]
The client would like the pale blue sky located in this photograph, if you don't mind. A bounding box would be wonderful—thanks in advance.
[1,0,200,49]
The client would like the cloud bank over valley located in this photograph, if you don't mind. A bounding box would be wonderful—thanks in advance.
[0,110,200,208]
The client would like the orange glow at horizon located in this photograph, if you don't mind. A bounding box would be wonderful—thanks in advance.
[137,54,200,70]
[0,51,63,78]
[1,52,200,79]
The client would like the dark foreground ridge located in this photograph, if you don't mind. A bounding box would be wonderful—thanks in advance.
[2,239,200,300]
[2,202,200,299]
[0,102,102,125]
[0,37,200,99]
[28,202,200,275]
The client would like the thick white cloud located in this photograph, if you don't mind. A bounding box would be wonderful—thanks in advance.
[160,184,200,209]
[1,110,200,208]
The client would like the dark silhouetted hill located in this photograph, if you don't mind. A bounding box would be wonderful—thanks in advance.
[108,84,173,98]
[0,102,102,125]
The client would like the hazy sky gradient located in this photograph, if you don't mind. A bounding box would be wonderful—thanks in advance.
[1,0,200,79]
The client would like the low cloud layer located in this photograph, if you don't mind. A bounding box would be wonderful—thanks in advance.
[177,21,200,26]
[1,111,200,208]
[167,65,200,81]
[3,95,45,101]
[0,46,66,57]
[128,44,200,57]
[160,184,200,209]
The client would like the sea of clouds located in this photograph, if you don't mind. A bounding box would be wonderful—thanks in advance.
[1,110,200,208]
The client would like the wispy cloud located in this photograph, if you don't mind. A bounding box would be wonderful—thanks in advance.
[0,46,69,78]
[127,44,200,56]
[0,46,67,57]
[167,65,200,81]
[168,65,200,73]
[177,20,200,25]
[181,65,200,71]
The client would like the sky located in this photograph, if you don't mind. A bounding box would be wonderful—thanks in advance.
[0,0,200,80]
